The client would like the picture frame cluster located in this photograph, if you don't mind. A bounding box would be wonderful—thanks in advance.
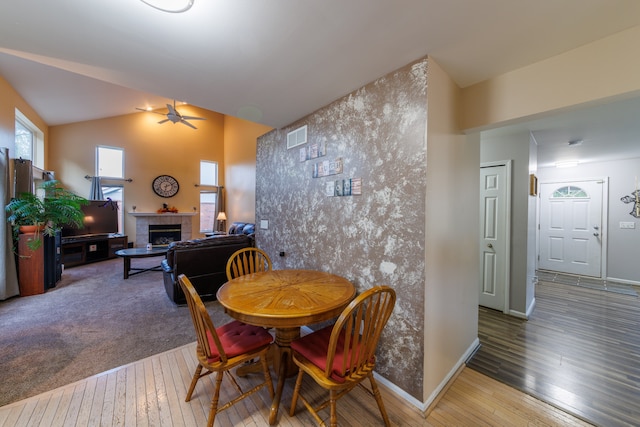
[326,178,362,197]
[294,131,363,197]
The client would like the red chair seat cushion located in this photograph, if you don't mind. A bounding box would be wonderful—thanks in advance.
[291,326,352,383]
[206,320,273,363]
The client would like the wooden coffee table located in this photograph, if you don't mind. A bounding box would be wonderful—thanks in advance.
[115,247,168,279]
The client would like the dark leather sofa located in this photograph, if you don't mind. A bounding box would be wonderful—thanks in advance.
[161,223,255,304]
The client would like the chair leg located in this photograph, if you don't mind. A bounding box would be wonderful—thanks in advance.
[368,373,390,426]
[329,389,337,427]
[289,369,305,416]
[261,352,275,398]
[186,364,203,401]
[207,371,224,427]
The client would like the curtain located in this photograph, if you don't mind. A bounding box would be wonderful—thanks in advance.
[89,176,104,200]
[1,148,19,300]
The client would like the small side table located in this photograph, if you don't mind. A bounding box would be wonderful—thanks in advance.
[115,247,168,279]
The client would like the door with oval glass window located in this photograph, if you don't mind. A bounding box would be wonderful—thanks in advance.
[539,180,604,277]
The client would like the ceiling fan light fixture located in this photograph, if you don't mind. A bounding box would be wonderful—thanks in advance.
[139,0,194,13]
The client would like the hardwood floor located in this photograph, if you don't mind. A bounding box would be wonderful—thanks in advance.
[0,341,592,426]
[467,279,640,427]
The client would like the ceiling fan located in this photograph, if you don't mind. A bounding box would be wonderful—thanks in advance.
[137,100,206,129]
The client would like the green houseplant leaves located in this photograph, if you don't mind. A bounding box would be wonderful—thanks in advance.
[5,180,88,251]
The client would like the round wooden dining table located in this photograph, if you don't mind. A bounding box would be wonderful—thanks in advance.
[216,269,356,425]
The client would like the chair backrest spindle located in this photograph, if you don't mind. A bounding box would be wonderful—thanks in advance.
[226,247,272,281]
[179,274,227,363]
[328,286,395,380]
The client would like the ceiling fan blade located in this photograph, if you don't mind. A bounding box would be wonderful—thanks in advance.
[180,120,197,129]
[181,115,206,121]
[166,103,178,116]
[158,119,170,124]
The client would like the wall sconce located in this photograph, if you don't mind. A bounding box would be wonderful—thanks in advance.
[217,211,227,232]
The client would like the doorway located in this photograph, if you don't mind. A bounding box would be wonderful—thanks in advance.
[479,162,511,312]
[538,179,607,278]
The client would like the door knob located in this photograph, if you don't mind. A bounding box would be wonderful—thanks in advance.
[593,225,599,230]
[487,243,493,248]
[593,232,599,237]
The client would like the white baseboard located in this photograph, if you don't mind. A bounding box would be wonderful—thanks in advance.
[300,328,482,416]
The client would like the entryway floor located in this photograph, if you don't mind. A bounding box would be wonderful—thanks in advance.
[537,270,638,296]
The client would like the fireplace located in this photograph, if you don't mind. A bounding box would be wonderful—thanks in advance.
[130,212,196,248]
[149,224,181,247]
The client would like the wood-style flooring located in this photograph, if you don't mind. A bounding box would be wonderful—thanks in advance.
[0,340,592,426]
[467,279,640,427]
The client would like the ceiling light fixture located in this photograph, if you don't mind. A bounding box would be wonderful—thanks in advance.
[139,0,194,13]
[568,139,583,146]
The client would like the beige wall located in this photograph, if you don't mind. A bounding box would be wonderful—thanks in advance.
[223,116,272,225]
[424,59,479,401]
[48,107,226,243]
[461,25,640,132]
[0,74,48,175]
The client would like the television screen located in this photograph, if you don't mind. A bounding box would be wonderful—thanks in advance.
[61,200,119,237]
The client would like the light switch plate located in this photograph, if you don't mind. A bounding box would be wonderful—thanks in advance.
[620,222,635,229]
[260,219,269,230]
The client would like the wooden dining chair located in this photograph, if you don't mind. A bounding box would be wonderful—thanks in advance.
[226,247,272,281]
[289,285,396,427]
[178,274,274,427]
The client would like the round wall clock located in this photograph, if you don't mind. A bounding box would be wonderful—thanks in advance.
[152,175,179,198]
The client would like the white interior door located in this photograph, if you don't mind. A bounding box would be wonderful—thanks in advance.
[479,164,509,312]
[539,180,604,277]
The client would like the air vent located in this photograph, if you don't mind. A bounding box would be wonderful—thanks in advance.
[287,125,307,149]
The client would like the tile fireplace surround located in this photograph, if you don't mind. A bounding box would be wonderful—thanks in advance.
[130,212,196,248]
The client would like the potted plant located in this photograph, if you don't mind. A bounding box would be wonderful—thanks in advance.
[5,180,88,251]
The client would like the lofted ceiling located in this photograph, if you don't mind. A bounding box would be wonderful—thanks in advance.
[0,0,639,166]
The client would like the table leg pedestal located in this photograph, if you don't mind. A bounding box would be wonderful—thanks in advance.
[269,327,300,425]
[236,344,277,377]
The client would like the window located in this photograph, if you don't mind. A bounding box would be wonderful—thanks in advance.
[15,109,44,168]
[552,186,588,198]
[97,146,124,178]
[200,160,218,186]
[199,161,219,233]
[15,120,33,160]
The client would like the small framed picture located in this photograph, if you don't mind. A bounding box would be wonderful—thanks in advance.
[326,181,336,196]
[343,179,351,196]
[529,174,538,196]
[351,178,362,195]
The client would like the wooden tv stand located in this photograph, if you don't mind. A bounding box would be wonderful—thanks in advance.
[61,234,128,268]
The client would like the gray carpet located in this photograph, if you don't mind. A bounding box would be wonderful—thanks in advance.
[0,257,230,407]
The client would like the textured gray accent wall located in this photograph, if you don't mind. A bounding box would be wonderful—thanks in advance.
[256,58,428,399]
